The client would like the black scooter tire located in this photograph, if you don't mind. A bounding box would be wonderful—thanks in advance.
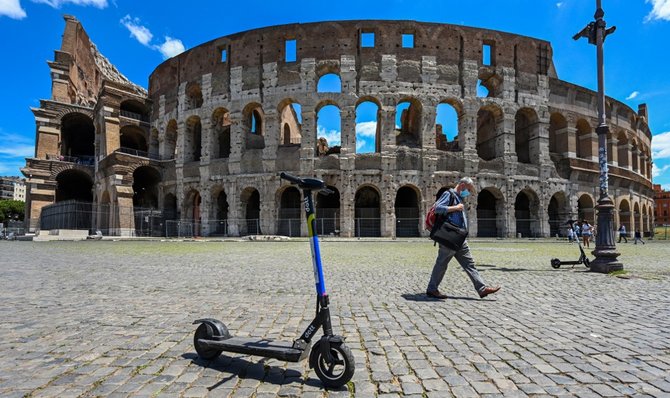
[583,257,590,268]
[311,341,355,389]
[194,323,223,360]
[551,259,561,269]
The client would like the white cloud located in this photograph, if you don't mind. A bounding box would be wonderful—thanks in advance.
[652,131,670,160]
[317,126,341,147]
[356,138,367,151]
[355,121,377,138]
[120,15,185,59]
[0,0,26,19]
[653,163,670,178]
[626,91,640,100]
[0,131,34,158]
[156,36,185,59]
[645,0,670,22]
[556,2,563,8]
[33,0,107,8]
[120,15,153,46]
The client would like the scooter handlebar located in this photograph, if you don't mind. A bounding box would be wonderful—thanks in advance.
[279,172,302,185]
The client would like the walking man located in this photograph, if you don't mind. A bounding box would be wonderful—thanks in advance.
[618,224,628,243]
[634,230,646,245]
[426,177,501,300]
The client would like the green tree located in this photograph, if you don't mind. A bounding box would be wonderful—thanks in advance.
[0,200,25,224]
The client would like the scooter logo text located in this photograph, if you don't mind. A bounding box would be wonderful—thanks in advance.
[304,324,316,339]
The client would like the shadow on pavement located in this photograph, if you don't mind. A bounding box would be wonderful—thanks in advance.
[401,293,479,301]
[181,353,346,392]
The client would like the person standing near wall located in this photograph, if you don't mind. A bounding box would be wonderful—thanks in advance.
[618,224,628,243]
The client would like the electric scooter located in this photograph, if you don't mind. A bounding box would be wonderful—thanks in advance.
[192,172,355,388]
[550,238,591,269]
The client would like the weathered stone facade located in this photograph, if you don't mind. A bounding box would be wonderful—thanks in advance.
[22,17,655,238]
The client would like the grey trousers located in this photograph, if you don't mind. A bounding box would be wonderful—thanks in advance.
[427,241,486,293]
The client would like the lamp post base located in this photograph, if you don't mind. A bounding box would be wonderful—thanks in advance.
[590,195,623,273]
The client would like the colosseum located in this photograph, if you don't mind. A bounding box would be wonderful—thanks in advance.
[22,16,655,238]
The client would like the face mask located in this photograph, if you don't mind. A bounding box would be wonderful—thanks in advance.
[460,189,470,199]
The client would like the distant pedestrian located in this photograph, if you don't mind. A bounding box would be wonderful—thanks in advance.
[567,226,575,243]
[634,230,645,245]
[581,220,592,248]
[618,225,628,243]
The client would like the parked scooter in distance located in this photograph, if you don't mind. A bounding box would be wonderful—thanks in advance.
[192,172,355,388]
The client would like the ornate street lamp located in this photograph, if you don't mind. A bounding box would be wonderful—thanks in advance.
[573,0,622,272]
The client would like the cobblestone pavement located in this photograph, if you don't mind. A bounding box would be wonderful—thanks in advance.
[1,239,669,398]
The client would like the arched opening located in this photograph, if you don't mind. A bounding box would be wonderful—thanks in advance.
[477,188,503,238]
[395,186,420,237]
[617,133,629,169]
[243,104,265,150]
[99,190,111,235]
[354,186,380,237]
[279,102,302,146]
[120,126,148,153]
[576,119,593,160]
[186,82,203,109]
[476,79,490,98]
[618,199,631,234]
[515,108,538,164]
[477,105,503,161]
[184,190,202,236]
[60,113,94,158]
[316,104,341,156]
[278,187,302,237]
[578,194,595,226]
[548,192,569,237]
[55,169,93,202]
[355,100,380,153]
[211,188,229,236]
[395,98,422,148]
[634,202,641,234]
[212,108,231,159]
[317,73,342,93]
[316,186,340,235]
[241,188,261,235]
[162,193,178,236]
[436,102,459,151]
[120,100,149,122]
[631,141,640,173]
[164,120,178,160]
[515,189,539,238]
[132,166,161,236]
[185,116,202,162]
[549,113,568,155]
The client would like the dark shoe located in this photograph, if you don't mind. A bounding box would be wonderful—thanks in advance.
[479,286,501,298]
[426,289,448,299]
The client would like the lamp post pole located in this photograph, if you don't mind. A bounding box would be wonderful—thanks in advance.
[573,0,622,273]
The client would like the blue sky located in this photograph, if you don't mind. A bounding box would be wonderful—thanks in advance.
[1,0,669,189]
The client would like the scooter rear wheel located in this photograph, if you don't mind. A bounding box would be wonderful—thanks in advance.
[194,323,223,360]
[311,341,355,388]
[550,259,561,269]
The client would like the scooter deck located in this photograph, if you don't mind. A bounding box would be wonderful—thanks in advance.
[197,337,307,362]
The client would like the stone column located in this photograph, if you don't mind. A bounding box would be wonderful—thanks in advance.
[340,183,355,237]
[380,104,397,171]
[460,100,479,175]
[300,109,316,174]
[339,105,356,171]
[607,136,618,166]
[421,105,438,173]
[228,111,243,175]
[262,109,279,173]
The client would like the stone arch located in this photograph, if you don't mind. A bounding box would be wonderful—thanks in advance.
[210,185,229,235]
[132,166,161,209]
[578,193,596,225]
[243,103,265,150]
[315,101,341,155]
[355,97,381,154]
[185,81,203,109]
[477,187,505,238]
[515,188,540,238]
[60,112,95,158]
[120,125,148,153]
[55,169,93,203]
[436,98,462,151]
[618,198,631,234]
[477,104,504,161]
[395,185,421,237]
[183,188,202,236]
[354,185,381,237]
[277,186,302,237]
[617,131,630,169]
[576,118,593,160]
[120,99,150,120]
[211,107,231,158]
[549,112,568,155]
[395,97,423,148]
[633,202,641,234]
[548,191,570,237]
[317,73,342,93]
[515,108,539,164]
[163,192,178,222]
[316,186,340,235]
[185,116,202,162]
[630,139,640,173]
[278,99,302,146]
[164,119,178,160]
[240,187,261,235]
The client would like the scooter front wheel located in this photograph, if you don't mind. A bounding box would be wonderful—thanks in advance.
[550,259,561,269]
[194,323,223,360]
[311,341,355,388]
